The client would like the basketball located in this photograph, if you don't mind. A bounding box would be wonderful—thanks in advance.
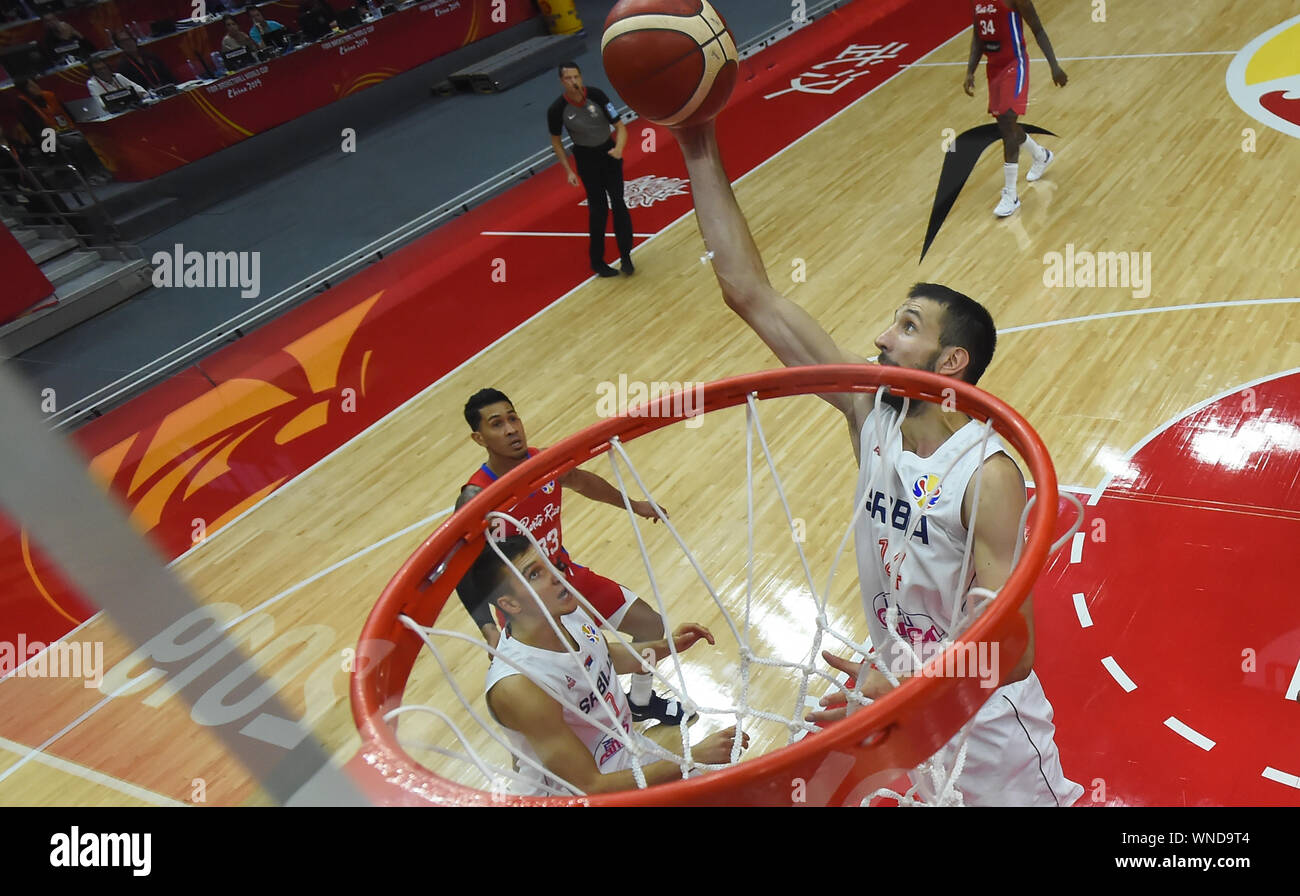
[601,0,739,129]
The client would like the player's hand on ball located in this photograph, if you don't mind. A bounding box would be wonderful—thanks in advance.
[694,726,749,766]
[963,71,975,96]
[631,499,668,522]
[670,622,715,653]
[1051,65,1068,87]
[566,170,580,187]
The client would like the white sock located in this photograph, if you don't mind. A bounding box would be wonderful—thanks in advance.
[1024,135,1047,163]
[630,671,652,705]
[1004,163,1018,193]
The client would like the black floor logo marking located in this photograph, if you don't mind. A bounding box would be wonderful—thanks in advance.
[921,123,1056,261]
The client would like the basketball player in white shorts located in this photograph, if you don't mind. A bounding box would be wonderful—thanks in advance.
[671,122,1083,807]
[475,534,747,796]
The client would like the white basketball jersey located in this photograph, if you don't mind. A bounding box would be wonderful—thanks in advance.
[853,405,1015,676]
[485,607,634,796]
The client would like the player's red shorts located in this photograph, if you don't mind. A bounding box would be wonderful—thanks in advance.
[987,58,1029,116]
[564,560,636,624]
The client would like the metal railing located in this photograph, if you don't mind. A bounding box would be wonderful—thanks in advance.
[1,143,144,262]
[43,0,852,429]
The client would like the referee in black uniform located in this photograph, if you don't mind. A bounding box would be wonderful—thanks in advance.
[548,62,635,277]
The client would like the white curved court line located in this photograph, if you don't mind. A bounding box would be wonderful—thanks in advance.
[1083,362,1300,505]
[1262,767,1300,790]
[1101,656,1136,693]
[1164,716,1215,751]
[1072,593,1092,628]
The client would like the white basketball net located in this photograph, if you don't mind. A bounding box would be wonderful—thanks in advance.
[394,388,1081,805]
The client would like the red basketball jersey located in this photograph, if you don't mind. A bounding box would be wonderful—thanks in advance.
[972,0,1027,70]
[466,448,566,564]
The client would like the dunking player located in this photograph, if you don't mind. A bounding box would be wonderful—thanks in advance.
[671,123,1083,806]
[475,535,747,795]
[455,388,688,726]
[965,0,1068,216]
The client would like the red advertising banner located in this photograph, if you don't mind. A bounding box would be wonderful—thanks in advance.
[64,0,535,180]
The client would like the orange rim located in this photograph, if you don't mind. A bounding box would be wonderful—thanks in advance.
[349,365,1058,805]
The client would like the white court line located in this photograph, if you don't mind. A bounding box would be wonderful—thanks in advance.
[481,231,660,238]
[0,690,121,786]
[1069,532,1084,564]
[1000,298,1300,339]
[1072,593,1092,629]
[1025,481,1093,495]
[1082,361,1300,506]
[1262,767,1300,790]
[221,505,454,630]
[1285,657,1300,702]
[1101,656,1136,692]
[1164,716,1215,751]
[907,50,1237,66]
[0,734,186,806]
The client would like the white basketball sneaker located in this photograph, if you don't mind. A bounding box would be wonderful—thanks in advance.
[1027,148,1054,182]
[994,188,1021,217]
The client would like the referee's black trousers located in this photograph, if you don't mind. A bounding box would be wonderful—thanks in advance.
[573,142,633,269]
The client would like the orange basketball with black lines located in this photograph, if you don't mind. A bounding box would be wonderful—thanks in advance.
[601,0,739,129]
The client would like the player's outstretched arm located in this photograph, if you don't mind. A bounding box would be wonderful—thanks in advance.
[488,677,745,793]
[560,468,666,522]
[1015,0,1067,86]
[673,122,870,426]
[617,622,714,674]
[964,453,1035,684]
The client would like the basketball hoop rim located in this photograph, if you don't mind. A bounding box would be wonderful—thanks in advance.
[350,364,1059,806]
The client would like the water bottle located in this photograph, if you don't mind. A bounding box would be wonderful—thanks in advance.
[210,51,226,76]
[187,58,202,82]
[368,0,380,19]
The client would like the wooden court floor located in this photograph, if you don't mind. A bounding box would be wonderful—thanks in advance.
[2,0,1298,806]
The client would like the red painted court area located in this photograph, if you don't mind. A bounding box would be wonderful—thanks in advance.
[1036,371,1300,806]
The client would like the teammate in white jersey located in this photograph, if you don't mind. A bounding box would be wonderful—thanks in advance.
[476,535,748,795]
[671,122,1082,807]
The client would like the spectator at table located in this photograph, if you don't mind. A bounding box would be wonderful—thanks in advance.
[41,13,97,68]
[13,77,112,184]
[111,28,176,88]
[86,55,148,118]
[247,7,287,47]
[297,0,339,40]
[221,15,260,53]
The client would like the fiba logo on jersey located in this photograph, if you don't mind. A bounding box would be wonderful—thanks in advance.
[580,623,598,643]
[541,480,555,494]
[912,474,942,509]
